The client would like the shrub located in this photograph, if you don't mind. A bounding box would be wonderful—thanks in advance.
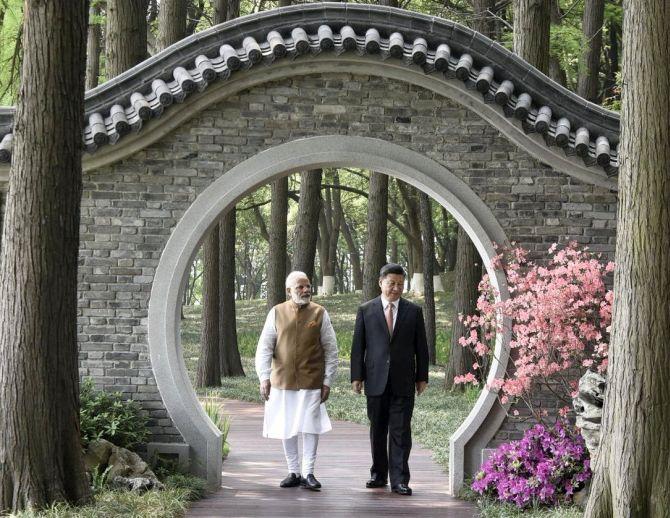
[455,243,613,418]
[472,420,591,509]
[201,395,231,459]
[80,378,149,449]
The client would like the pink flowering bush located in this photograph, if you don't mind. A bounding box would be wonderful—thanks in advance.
[455,242,613,419]
[472,420,591,508]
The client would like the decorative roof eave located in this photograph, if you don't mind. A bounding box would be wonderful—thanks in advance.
[0,3,620,186]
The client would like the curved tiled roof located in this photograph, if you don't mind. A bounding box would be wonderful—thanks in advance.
[0,3,620,178]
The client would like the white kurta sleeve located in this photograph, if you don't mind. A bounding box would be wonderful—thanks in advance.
[320,310,339,387]
[255,307,277,382]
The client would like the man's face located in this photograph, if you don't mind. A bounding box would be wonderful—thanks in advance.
[379,273,404,302]
[287,276,312,306]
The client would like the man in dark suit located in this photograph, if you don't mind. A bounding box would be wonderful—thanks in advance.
[351,263,429,496]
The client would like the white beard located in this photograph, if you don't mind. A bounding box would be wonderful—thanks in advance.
[291,292,311,306]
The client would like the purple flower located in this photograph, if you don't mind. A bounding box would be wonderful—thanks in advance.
[471,419,591,509]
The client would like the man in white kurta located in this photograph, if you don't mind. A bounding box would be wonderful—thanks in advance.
[255,271,338,491]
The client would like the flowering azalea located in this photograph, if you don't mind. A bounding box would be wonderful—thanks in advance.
[454,243,613,420]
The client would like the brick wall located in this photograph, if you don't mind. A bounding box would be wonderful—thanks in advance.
[78,73,618,444]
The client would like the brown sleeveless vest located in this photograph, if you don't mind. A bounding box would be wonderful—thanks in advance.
[271,300,325,390]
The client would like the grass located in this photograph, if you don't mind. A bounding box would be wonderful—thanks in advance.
[10,474,206,518]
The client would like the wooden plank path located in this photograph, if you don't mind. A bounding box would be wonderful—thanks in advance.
[187,399,478,517]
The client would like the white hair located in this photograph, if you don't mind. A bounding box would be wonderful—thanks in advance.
[285,271,310,289]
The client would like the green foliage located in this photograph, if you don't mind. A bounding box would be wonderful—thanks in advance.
[162,473,208,502]
[79,379,149,450]
[10,487,194,518]
[0,0,23,105]
[90,465,113,493]
[200,396,231,459]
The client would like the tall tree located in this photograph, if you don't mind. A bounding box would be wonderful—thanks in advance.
[318,171,342,296]
[0,0,91,512]
[85,4,102,89]
[444,227,481,390]
[292,170,322,283]
[362,172,388,301]
[397,180,424,293]
[513,0,550,74]
[585,1,670,515]
[471,0,497,39]
[577,0,605,102]
[548,0,568,87]
[157,0,187,51]
[267,177,289,308]
[106,0,148,78]
[219,209,244,376]
[336,202,363,291]
[196,230,221,387]
[419,193,437,365]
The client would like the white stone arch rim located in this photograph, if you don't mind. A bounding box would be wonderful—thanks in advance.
[147,135,511,492]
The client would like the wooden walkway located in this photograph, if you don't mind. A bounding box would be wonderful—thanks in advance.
[187,399,478,517]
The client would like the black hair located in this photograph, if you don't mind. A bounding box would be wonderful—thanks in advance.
[379,263,406,278]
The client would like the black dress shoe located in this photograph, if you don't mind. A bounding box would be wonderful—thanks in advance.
[279,473,301,488]
[392,484,412,496]
[365,478,388,488]
[300,474,322,491]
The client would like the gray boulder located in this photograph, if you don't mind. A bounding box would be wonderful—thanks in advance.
[84,439,164,491]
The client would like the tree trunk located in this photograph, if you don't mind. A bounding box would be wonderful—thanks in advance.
[548,0,567,87]
[219,209,244,376]
[603,19,620,102]
[0,0,91,512]
[196,228,221,387]
[338,213,363,291]
[472,0,497,39]
[267,177,288,309]
[585,1,670,515]
[362,172,388,301]
[292,170,322,283]
[230,0,241,20]
[157,0,187,51]
[85,5,102,90]
[513,0,550,74]
[444,227,481,390]
[419,193,437,365]
[106,0,148,78]
[397,180,423,292]
[378,0,399,6]
[577,0,605,102]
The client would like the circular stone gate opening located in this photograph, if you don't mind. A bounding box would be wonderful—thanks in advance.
[148,135,510,492]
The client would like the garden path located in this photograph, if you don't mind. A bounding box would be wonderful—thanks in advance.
[186,399,478,517]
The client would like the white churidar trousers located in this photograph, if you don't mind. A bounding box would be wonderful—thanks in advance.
[282,433,319,476]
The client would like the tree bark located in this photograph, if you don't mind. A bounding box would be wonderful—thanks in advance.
[513,0,550,74]
[585,1,670,515]
[267,177,288,309]
[196,229,221,387]
[85,4,102,90]
[397,180,423,291]
[444,226,481,390]
[0,0,91,512]
[292,170,322,283]
[219,209,244,376]
[577,0,605,102]
[548,0,567,87]
[419,193,437,365]
[362,172,388,301]
[106,0,148,78]
[472,0,497,39]
[157,0,187,51]
[603,19,620,102]
[337,211,363,291]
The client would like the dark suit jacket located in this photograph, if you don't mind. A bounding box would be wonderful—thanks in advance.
[350,296,429,397]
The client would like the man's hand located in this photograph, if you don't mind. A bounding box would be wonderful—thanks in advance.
[321,384,331,403]
[260,379,271,401]
[415,381,428,396]
[352,380,363,394]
